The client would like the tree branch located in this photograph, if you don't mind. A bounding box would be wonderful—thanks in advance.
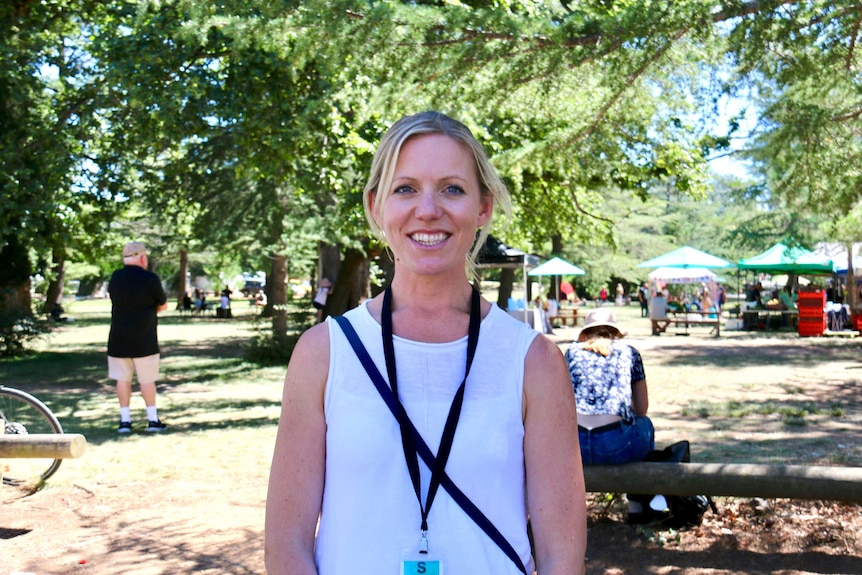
[568,186,614,225]
[560,26,689,149]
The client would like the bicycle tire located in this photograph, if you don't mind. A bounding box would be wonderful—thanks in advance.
[0,387,65,487]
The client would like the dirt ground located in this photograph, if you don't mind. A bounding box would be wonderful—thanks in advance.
[4,482,861,574]
[3,328,862,575]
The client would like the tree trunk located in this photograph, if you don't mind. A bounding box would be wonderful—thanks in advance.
[42,246,66,314]
[551,234,564,256]
[498,268,515,309]
[846,242,857,317]
[0,281,31,318]
[269,253,288,338]
[326,245,382,316]
[0,233,33,318]
[318,242,341,288]
[176,248,188,305]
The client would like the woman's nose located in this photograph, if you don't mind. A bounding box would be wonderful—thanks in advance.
[414,189,442,219]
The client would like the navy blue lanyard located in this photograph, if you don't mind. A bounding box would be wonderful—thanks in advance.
[381,285,481,544]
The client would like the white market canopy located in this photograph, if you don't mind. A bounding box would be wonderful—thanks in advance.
[528,256,586,276]
[648,266,717,284]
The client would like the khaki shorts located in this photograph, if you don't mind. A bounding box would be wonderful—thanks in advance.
[107,354,160,384]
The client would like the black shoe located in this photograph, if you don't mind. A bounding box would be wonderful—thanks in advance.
[117,421,132,434]
[147,419,167,432]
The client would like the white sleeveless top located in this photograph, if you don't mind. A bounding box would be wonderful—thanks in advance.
[314,301,538,575]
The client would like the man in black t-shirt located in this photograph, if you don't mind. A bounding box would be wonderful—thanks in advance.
[107,242,169,433]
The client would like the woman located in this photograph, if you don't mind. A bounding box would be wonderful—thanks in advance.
[566,307,654,465]
[265,112,586,575]
[701,287,717,319]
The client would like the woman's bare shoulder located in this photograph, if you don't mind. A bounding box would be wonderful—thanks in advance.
[285,322,331,381]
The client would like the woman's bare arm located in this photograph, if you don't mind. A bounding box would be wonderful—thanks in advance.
[265,323,330,575]
[523,335,587,575]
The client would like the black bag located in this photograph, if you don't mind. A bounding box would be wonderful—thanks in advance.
[626,440,717,528]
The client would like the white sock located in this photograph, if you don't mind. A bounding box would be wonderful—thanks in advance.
[146,406,159,422]
[120,407,131,423]
[650,495,669,512]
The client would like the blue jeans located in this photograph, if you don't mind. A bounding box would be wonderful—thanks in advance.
[578,415,655,465]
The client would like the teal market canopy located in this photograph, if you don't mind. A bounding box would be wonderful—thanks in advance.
[528,256,586,276]
[737,243,835,274]
[637,246,733,269]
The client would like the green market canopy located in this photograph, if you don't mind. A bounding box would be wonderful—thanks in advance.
[737,243,835,275]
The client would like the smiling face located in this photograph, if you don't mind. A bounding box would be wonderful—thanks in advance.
[370,133,493,279]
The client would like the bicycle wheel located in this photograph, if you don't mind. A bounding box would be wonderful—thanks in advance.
[0,387,65,487]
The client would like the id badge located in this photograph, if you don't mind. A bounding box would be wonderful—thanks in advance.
[400,550,442,575]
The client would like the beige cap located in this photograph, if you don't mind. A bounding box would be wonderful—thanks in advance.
[122,242,147,258]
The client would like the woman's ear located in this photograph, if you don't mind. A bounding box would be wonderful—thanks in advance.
[368,191,381,227]
[476,195,494,228]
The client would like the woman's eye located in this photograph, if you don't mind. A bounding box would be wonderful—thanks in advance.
[444,185,465,195]
[393,185,415,195]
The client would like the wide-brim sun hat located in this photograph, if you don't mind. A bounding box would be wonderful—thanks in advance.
[579,307,626,339]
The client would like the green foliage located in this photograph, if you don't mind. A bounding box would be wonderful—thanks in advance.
[0,311,48,359]
[3,0,861,358]
[243,332,301,365]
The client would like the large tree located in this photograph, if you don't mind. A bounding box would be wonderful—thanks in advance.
[4,0,860,353]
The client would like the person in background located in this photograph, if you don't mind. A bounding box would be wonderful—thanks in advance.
[615,282,624,306]
[649,289,672,335]
[637,282,650,317]
[218,286,233,318]
[749,281,765,308]
[265,111,587,575]
[181,291,193,314]
[565,308,655,518]
[701,287,716,319]
[107,242,169,433]
[716,284,727,311]
[779,284,798,328]
[313,277,332,323]
[546,290,559,327]
[779,285,797,310]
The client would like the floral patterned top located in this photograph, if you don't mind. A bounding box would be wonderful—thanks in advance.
[565,341,646,423]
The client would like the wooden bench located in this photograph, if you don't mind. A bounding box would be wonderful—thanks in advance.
[584,462,862,503]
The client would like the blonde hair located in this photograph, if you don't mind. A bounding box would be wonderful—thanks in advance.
[578,326,620,357]
[363,111,511,272]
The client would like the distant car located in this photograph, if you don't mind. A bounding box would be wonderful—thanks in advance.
[240,280,265,297]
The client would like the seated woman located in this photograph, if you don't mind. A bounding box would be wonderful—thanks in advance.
[565,307,654,465]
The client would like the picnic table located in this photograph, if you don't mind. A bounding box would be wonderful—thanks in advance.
[667,309,721,337]
[741,308,798,331]
[554,306,583,327]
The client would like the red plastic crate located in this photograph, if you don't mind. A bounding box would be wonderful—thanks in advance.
[798,316,826,337]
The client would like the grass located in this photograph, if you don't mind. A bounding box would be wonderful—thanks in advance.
[0,297,310,494]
